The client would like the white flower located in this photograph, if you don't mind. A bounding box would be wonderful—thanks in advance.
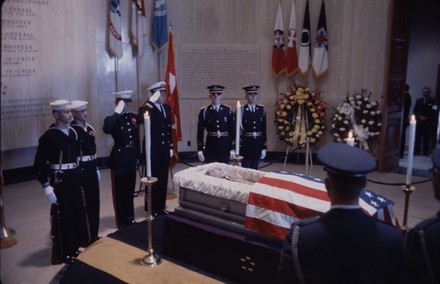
[361,119,366,124]
[340,127,346,131]
[366,104,372,109]
[371,101,377,106]
[370,111,376,115]
[363,110,369,114]
[343,120,349,125]
[334,133,340,137]
[368,121,374,125]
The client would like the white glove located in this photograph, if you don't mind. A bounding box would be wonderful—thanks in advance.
[96,169,101,180]
[261,149,267,160]
[114,100,125,114]
[230,150,236,160]
[197,151,205,162]
[44,185,57,204]
[170,149,174,158]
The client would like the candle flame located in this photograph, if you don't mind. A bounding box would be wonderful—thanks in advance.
[144,111,149,119]
[348,130,353,138]
[410,114,416,123]
[237,100,241,106]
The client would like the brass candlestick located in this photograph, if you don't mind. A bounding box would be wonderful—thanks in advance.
[401,185,416,234]
[231,155,244,167]
[140,177,161,267]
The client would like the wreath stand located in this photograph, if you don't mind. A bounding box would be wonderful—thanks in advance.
[283,137,313,175]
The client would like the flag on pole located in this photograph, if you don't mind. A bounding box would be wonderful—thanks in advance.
[108,0,123,58]
[312,1,329,78]
[298,0,311,74]
[165,31,182,168]
[271,1,286,77]
[152,0,168,51]
[286,0,299,76]
[130,0,147,57]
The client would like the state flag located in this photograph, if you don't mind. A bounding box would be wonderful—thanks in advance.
[271,2,286,77]
[107,0,123,58]
[130,0,147,57]
[152,0,168,51]
[312,1,329,78]
[286,0,299,76]
[165,31,182,169]
[298,1,311,74]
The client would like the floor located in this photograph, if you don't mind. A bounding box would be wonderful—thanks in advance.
[1,156,438,284]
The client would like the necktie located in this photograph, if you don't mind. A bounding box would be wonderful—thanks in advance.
[160,105,165,118]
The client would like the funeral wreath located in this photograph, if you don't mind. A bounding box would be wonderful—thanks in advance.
[275,85,326,149]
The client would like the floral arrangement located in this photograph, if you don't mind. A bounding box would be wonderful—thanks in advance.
[275,85,326,149]
[330,89,381,150]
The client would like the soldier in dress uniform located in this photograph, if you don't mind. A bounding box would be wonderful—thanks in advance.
[34,100,84,264]
[277,143,406,284]
[138,82,173,216]
[103,91,140,229]
[197,85,235,164]
[406,148,440,283]
[70,100,100,244]
[238,85,267,169]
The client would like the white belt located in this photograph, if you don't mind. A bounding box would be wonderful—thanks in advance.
[50,163,78,170]
[80,155,96,162]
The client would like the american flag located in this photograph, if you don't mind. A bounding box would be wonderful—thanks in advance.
[245,171,397,240]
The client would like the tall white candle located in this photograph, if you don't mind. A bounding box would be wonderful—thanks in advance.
[236,101,241,155]
[406,115,416,186]
[144,111,151,178]
[346,130,355,147]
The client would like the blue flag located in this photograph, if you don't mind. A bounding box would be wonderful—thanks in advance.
[152,0,168,51]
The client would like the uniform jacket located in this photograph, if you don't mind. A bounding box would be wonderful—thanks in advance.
[278,208,406,284]
[197,104,235,160]
[414,97,437,124]
[103,112,140,171]
[239,103,267,159]
[71,121,97,161]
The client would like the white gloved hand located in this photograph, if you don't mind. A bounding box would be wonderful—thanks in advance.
[114,100,125,114]
[197,151,205,162]
[261,149,267,160]
[170,149,174,158]
[96,169,101,180]
[230,150,236,160]
[44,185,57,204]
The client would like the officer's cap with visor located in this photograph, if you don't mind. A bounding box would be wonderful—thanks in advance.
[147,81,166,103]
[70,100,88,111]
[113,90,133,102]
[50,100,71,111]
[207,85,225,97]
[317,143,376,177]
[243,85,260,95]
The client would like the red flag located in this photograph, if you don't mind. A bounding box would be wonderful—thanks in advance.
[312,1,329,78]
[271,2,286,77]
[298,0,311,74]
[286,0,299,76]
[165,31,181,168]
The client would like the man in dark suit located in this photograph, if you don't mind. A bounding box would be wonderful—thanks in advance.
[138,81,173,216]
[413,87,437,156]
[103,91,140,229]
[197,85,235,164]
[238,85,267,169]
[277,143,406,284]
[406,148,440,284]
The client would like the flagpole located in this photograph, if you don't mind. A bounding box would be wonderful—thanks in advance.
[114,57,119,91]
[157,52,161,81]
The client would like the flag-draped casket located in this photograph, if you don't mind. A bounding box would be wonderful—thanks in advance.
[173,163,396,240]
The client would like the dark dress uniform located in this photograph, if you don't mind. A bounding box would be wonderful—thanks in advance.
[34,125,84,263]
[103,112,140,228]
[239,103,267,169]
[138,101,173,216]
[197,104,235,164]
[413,95,436,155]
[71,121,100,243]
[406,211,440,284]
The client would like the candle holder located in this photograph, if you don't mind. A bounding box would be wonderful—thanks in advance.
[231,155,244,167]
[140,177,162,267]
[400,185,416,235]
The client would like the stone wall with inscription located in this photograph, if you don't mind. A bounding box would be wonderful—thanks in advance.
[1,0,391,170]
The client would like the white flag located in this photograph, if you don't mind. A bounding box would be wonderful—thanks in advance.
[298,1,311,74]
[108,0,123,58]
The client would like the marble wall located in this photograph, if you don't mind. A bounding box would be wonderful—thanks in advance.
[1,0,390,169]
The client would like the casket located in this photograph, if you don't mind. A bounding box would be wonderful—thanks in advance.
[173,163,397,241]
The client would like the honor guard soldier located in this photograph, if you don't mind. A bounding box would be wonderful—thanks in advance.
[197,85,235,164]
[406,148,440,283]
[138,82,173,216]
[70,100,100,244]
[238,85,267,169]
[103,91,140,229]
[277,143,406,284]
[34,100,83,264]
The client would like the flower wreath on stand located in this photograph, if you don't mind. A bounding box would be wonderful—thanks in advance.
[331,89,382,150]
[275,85,326,150]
